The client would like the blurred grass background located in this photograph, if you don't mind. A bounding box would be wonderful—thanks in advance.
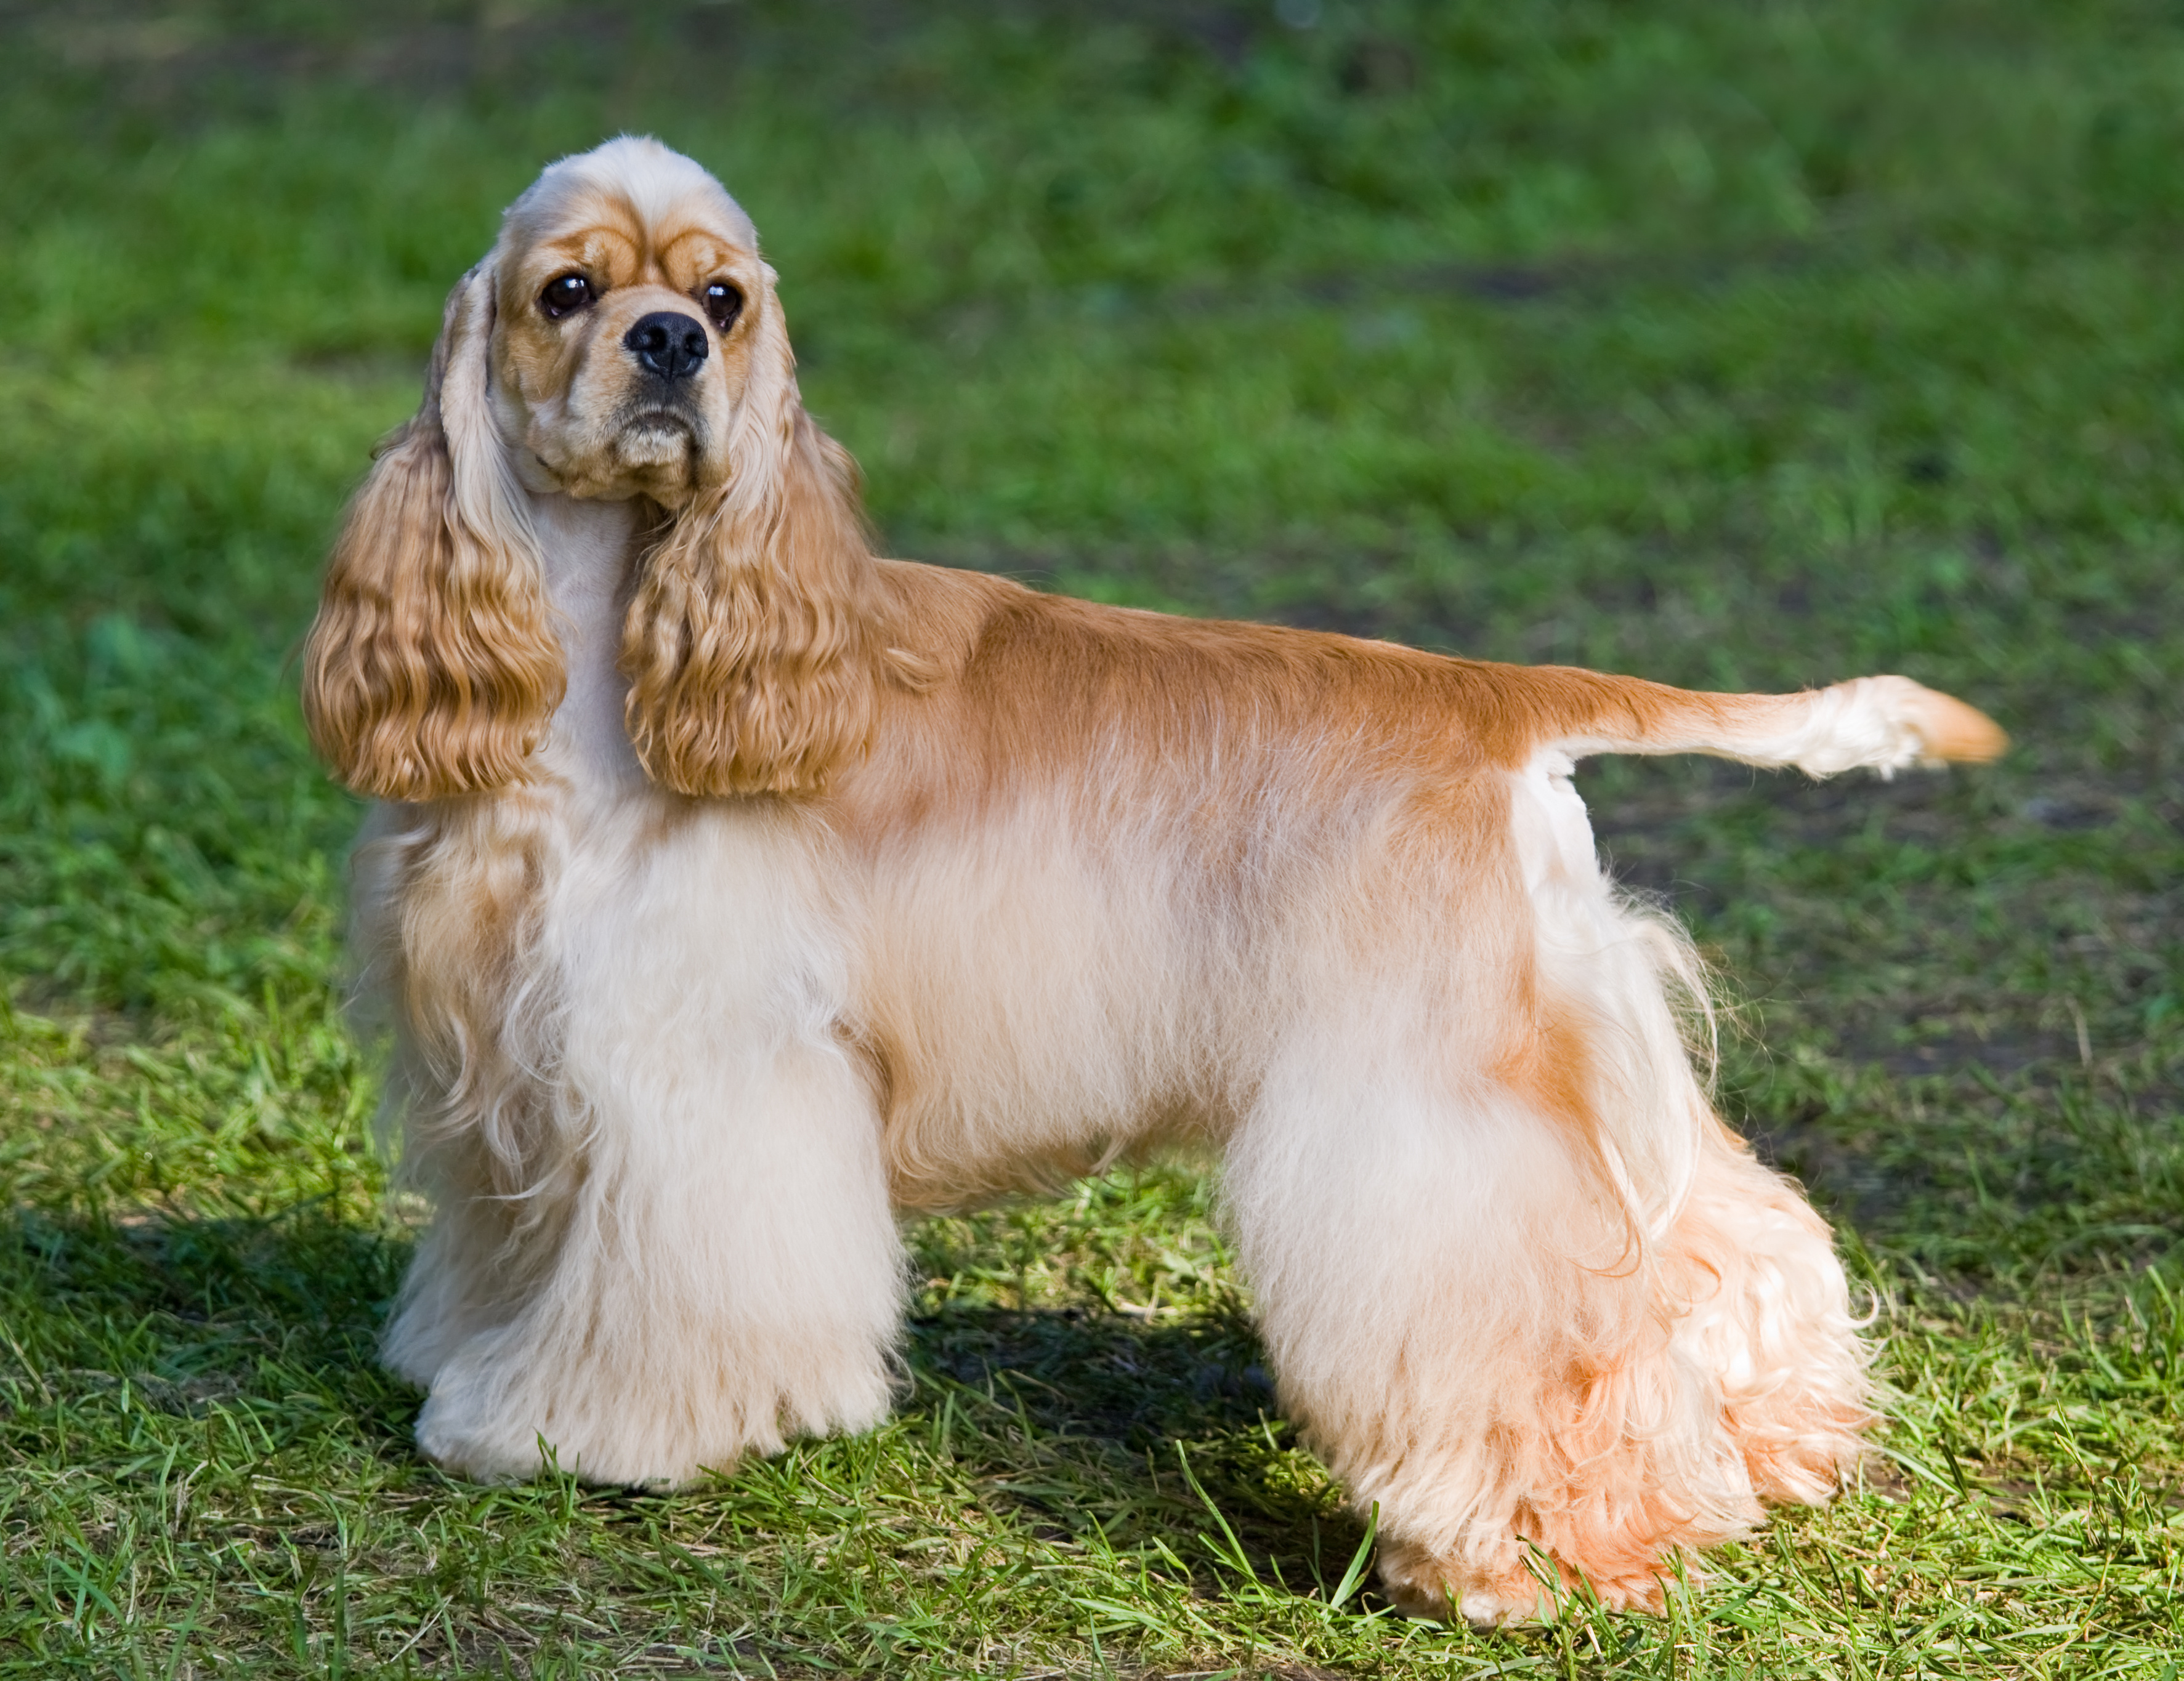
[0,1,2180,1674]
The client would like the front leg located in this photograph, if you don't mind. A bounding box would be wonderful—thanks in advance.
[411,1022,902,1485]
[401,818,905,1486]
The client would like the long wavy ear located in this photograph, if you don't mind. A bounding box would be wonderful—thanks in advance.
[301,267,563,800]
[620,266,888,797]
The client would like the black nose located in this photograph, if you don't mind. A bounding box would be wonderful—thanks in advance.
[623,312,710,382]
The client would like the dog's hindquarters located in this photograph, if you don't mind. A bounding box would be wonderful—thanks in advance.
[1224,729,1884,1623]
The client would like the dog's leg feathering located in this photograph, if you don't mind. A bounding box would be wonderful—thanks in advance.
[402,810,904,1486]
[1224,763,1869,1626]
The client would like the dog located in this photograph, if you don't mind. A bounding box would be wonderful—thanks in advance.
[301,136,2004,1624]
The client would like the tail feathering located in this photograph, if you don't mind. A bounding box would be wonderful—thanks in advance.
[1552,674,2007,775]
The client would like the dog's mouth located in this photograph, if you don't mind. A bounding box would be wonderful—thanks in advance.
[622,406,696,439]
[613,407,703,470]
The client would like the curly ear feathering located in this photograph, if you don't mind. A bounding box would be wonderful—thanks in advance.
[311,136,2006,1627]
[618,328,893,797]
[301,268,564,800]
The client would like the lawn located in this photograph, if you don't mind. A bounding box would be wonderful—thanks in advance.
[0,1,2180,1674]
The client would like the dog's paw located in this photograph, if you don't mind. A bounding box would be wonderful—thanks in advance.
[406,1321,902,1487]
[414,1384,559,1483]
[411,1346,714,1486]
[1374,1535,1562,1627]
[1374,1533,1683,1626]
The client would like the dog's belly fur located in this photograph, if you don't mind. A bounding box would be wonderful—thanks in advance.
[857,811,1231,1208]
[845,741,1551,1213]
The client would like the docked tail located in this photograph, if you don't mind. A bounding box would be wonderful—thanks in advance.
[1508,668,2006,776]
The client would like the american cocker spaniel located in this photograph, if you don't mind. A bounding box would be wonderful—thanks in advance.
[302,136,2005,1624]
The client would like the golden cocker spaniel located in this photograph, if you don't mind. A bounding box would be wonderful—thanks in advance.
[302,137,2004,1623]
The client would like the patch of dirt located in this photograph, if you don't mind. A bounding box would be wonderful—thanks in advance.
[1745,1110,1917,1227]
[1873,1031,2079,1080]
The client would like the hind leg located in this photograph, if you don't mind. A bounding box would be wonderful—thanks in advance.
[1373,1121,1868,1621]
[1226,1043,1864,1624]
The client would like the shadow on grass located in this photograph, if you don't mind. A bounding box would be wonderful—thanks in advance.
[0,1197,1353,1590]
[0,1199,418,1454]
[910,1302,1276,1443]
[903,1300,1369,1603]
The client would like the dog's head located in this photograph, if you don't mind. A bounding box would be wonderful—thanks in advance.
[303,137,886,803]
[491,138,762,506]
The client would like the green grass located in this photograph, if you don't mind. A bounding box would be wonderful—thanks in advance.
[1,0,2180,1672]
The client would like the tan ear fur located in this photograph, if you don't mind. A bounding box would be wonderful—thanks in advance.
[621,271,888,797]
[302,268,564,800]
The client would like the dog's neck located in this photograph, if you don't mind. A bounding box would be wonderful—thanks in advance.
[528,490,648,791]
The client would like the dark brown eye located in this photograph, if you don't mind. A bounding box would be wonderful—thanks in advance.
[702,282,743,333]
[540,273,596,318]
